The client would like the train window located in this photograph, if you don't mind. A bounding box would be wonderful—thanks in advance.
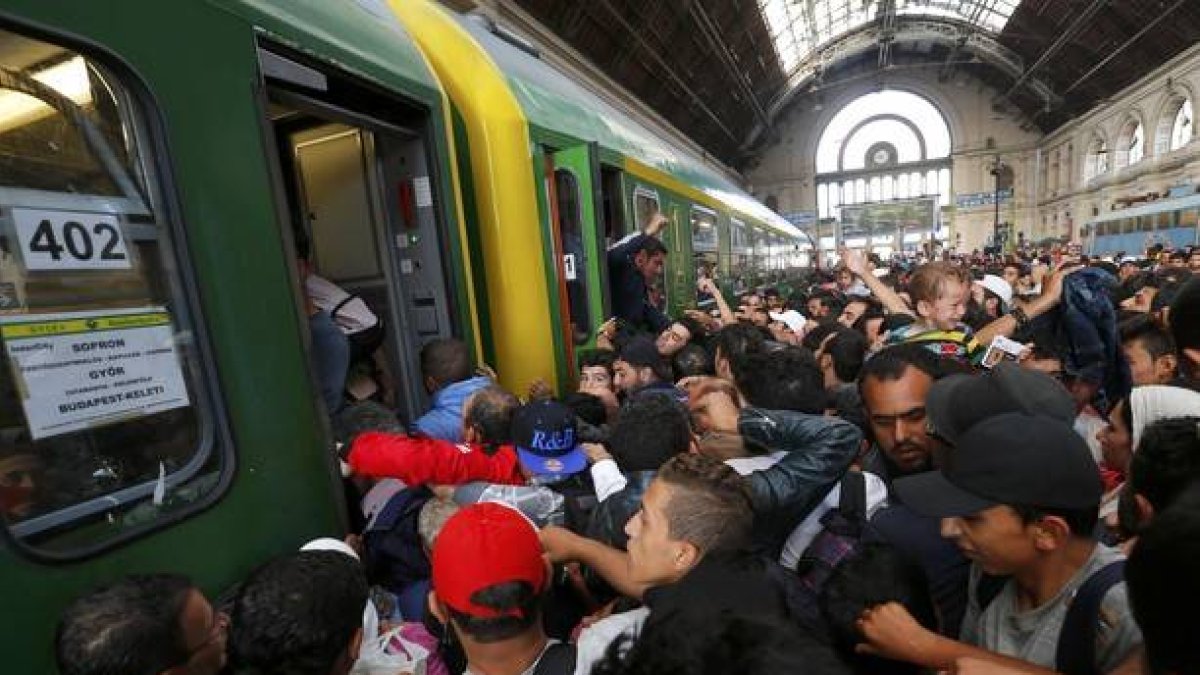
[730,219,749,290]
[554,168,592,344]
[690,207,718,304]
[1181,209,1199,231]
[631,185,668,311]
[1140,216,1154,232]
[0,29,222,556]
[632,186,660,231]
[1156,211,1175,230]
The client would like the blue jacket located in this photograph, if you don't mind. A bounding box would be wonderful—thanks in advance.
[1056,268,1131,411]
[412,375,492,442]
[607,233,670,333]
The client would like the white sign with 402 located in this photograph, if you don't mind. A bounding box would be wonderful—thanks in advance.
[12,207,133,271]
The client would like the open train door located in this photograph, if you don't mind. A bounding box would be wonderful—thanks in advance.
[544,143,609,382]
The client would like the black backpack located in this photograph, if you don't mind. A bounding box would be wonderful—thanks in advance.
[361,485,434,593]
[533,642,577,675]
[975,560,1126,675]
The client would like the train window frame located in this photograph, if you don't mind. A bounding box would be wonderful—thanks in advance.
[631,185,660,232]
[0,20,232,562]
[690,205,719,305]
[630,184,668,310]
[553,167,593,344]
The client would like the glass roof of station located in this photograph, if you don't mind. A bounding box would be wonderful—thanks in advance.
[757,0,1020,74]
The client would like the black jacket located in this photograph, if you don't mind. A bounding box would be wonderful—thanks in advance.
[607,233,670,333]
[739,408,862,555]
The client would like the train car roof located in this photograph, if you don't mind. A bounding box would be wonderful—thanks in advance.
[453,12,801,239]
[207,0,440,98]
[1088,193,1200,224]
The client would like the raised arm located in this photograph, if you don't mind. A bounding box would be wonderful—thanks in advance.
[741,408,862,517]
[698,277,737,326]
[540,526,648,600]
[347,433,523,486]
[974,265,1077,347]
[841,247,913,316]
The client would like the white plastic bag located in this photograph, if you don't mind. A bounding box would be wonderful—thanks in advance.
[351,624,429,675]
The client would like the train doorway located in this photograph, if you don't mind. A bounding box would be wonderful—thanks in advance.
[258,47,458,429]
[545,143,609,373]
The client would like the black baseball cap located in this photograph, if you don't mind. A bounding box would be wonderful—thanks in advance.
[896,413,1102,517]
[925,361,1075,446]
[619,336,665,369]
[511,400,586,478]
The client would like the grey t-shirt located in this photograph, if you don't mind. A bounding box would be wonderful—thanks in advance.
[960,544,1143,672]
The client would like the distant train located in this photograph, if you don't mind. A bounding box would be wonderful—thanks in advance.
[0,0,801,669]
[1082,193,1200,257]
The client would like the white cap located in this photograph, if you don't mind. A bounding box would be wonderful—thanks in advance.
[974,274,1013,306]
[768,310,807,335]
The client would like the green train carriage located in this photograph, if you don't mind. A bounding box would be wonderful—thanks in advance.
[0,1,478,670]
[394,0,807,395]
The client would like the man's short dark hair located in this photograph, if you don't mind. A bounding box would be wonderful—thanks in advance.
[619,337,673,383]
[465,385,519,446]
[1129,416,1200,514]
[673,343,713,380]
[656,454,753,554]
[1127,484,1200,675]
[579,348,617,374]
[734,347,825,414]
[1170,278,1200,354]
[421,338,473,387]
[802,320,842,351]
[55,574,194,675]
[820,543,936,675]
[608,395,690,471]
[826,329,869,384]
[857,343,961,396]
[711,323,767,366]
[447,580,543,644]
[675,316,706,343]
[636,237,668,258]
[810,290,844,315]
[231,551,368,675]
[1120,314,1176,359]
[562,391,607,428]
[592,611,846,675]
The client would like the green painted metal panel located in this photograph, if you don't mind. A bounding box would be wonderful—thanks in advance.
[550,143,607,357]
[0,1,462,671]
[208,0,441,98]
[529,148,572,391]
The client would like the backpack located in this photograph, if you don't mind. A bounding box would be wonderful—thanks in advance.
[789,471,869,627]
[533,642,577,675]
[975,560,1126,675]
[361,485,434,593]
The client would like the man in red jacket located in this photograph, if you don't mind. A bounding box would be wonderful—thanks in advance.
[347,389,588,488]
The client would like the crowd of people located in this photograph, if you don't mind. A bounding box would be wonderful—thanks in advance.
[53,218,1200,675]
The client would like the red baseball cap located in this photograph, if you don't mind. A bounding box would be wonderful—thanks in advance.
[431,502,547,619]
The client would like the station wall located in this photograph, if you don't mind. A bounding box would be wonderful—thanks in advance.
[746,41,1200,255]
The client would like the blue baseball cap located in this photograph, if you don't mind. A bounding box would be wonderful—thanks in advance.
[511,400,587,478]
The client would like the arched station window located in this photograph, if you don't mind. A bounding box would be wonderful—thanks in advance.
[1163,97,1194,153]
[1084,136,1109,184]
[1115,117,1145,168]
[814,91,952,255]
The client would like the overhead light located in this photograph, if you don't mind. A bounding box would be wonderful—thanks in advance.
[0,56,93,135]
